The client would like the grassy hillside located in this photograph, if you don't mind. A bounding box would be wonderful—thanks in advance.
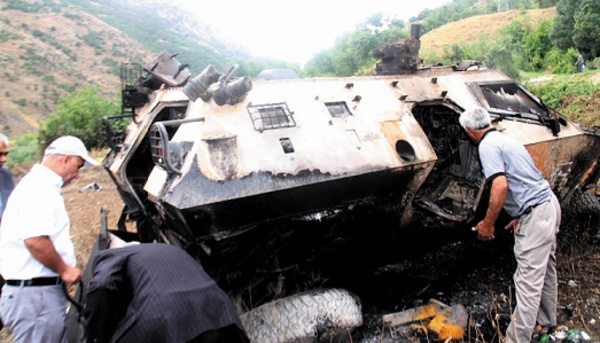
[420,7,557,58]
[419,6,600,130]
[0,2,155,136]
[0,0,251,137]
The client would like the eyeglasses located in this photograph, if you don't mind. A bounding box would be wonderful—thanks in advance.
[0,152,8,157]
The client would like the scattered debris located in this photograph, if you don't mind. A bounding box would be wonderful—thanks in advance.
[383,299,448,327]
[427,304,468,340]
[532,325,594,343]
[382,299,468,341]
[79,182,102,192]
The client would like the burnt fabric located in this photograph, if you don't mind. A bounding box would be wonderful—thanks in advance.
[83,243,248,343]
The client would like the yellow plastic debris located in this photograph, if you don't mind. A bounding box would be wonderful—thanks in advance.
[427,304,468,341]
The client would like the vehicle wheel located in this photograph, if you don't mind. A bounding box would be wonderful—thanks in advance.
[240,288,363,343]
[560,190,600,248]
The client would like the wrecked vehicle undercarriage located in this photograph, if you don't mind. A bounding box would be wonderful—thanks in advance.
[98,28,600,342]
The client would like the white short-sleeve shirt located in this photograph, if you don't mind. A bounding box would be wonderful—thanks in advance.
[0,164,76,279]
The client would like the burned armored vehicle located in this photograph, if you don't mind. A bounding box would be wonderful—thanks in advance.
[99,29,600,341]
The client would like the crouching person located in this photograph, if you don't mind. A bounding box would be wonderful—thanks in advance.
[84,243,249,343]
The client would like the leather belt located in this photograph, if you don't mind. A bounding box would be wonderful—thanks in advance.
[5,277,62,287]
[522,200,548,216]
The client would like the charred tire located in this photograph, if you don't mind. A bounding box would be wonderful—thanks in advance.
[560,190,600,248]
[240,288,363,343]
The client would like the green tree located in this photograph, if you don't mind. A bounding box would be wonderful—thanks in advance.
[551,0,580,50]
[572,0,600,56]
[302,50,335,77]
[39,86,119,150]
[523,18,554,70]
[552,0,600,58]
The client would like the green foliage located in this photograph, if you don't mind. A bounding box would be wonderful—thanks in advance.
[409,0,541,33]
[523,19,554,69]
[63,12,81,20]
[552,0,600,58]
[544,47,578,73]
[32,29,44,39]
[63,0,250,73]
[42,75,56,84]
[39,86,120,150]
[12,98,27,107]
[0,29,22,43]
[441,33,520,79]
[3,0,43,13]
[81,31,104,49]
[489,45,521,79]
[525,77,598,109]
[572,0,600,56]
[537,0,558,8]
[303,14,409,77]
[5,134,40,167]
[588,57,600,70]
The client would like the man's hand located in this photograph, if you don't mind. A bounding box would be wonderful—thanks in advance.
[60,265,82,287]
[473,219,495,241]
[504,219,518,235]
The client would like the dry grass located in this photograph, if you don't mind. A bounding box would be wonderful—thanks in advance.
[0,8,153,136]
[420,7,557,58]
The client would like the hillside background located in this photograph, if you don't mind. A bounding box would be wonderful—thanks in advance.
[0,0,598,148]
[0,0,292,136]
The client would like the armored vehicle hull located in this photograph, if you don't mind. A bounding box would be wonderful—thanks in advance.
[103,53,600,312]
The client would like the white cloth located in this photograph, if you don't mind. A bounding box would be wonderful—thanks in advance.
[0,164,76,280]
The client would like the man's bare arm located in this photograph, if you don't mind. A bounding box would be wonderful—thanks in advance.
[24,236,81,286]
[474,175,508,240]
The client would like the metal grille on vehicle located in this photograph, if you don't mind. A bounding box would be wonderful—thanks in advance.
[247,103,296,132]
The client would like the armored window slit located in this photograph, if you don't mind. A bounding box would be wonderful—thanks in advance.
[325,102,353,118]
[247,103,296,131]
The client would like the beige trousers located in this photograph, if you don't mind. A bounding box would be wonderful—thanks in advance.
[506,193,561,343]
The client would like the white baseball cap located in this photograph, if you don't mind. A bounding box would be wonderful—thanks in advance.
[44,136,99,166]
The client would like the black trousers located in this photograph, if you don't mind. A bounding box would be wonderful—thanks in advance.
[187,324,249,343]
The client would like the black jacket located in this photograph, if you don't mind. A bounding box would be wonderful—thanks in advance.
[84,243,247,343]
[0,166,15,221]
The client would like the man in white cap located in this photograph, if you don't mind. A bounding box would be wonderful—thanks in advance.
[0,135,98,343]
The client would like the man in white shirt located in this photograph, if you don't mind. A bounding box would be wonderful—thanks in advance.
[0,136,98,343]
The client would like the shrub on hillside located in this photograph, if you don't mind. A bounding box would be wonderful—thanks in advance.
[38,86,119,150]
[588,57,600,71]
[526,79,599,109]
[544,47,578,73]
[6,134,40,168]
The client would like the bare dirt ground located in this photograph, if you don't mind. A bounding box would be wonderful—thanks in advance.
[1,165,599,342]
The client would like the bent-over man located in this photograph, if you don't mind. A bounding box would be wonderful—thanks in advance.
[459,107,561,343]
[84,243,249,343]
